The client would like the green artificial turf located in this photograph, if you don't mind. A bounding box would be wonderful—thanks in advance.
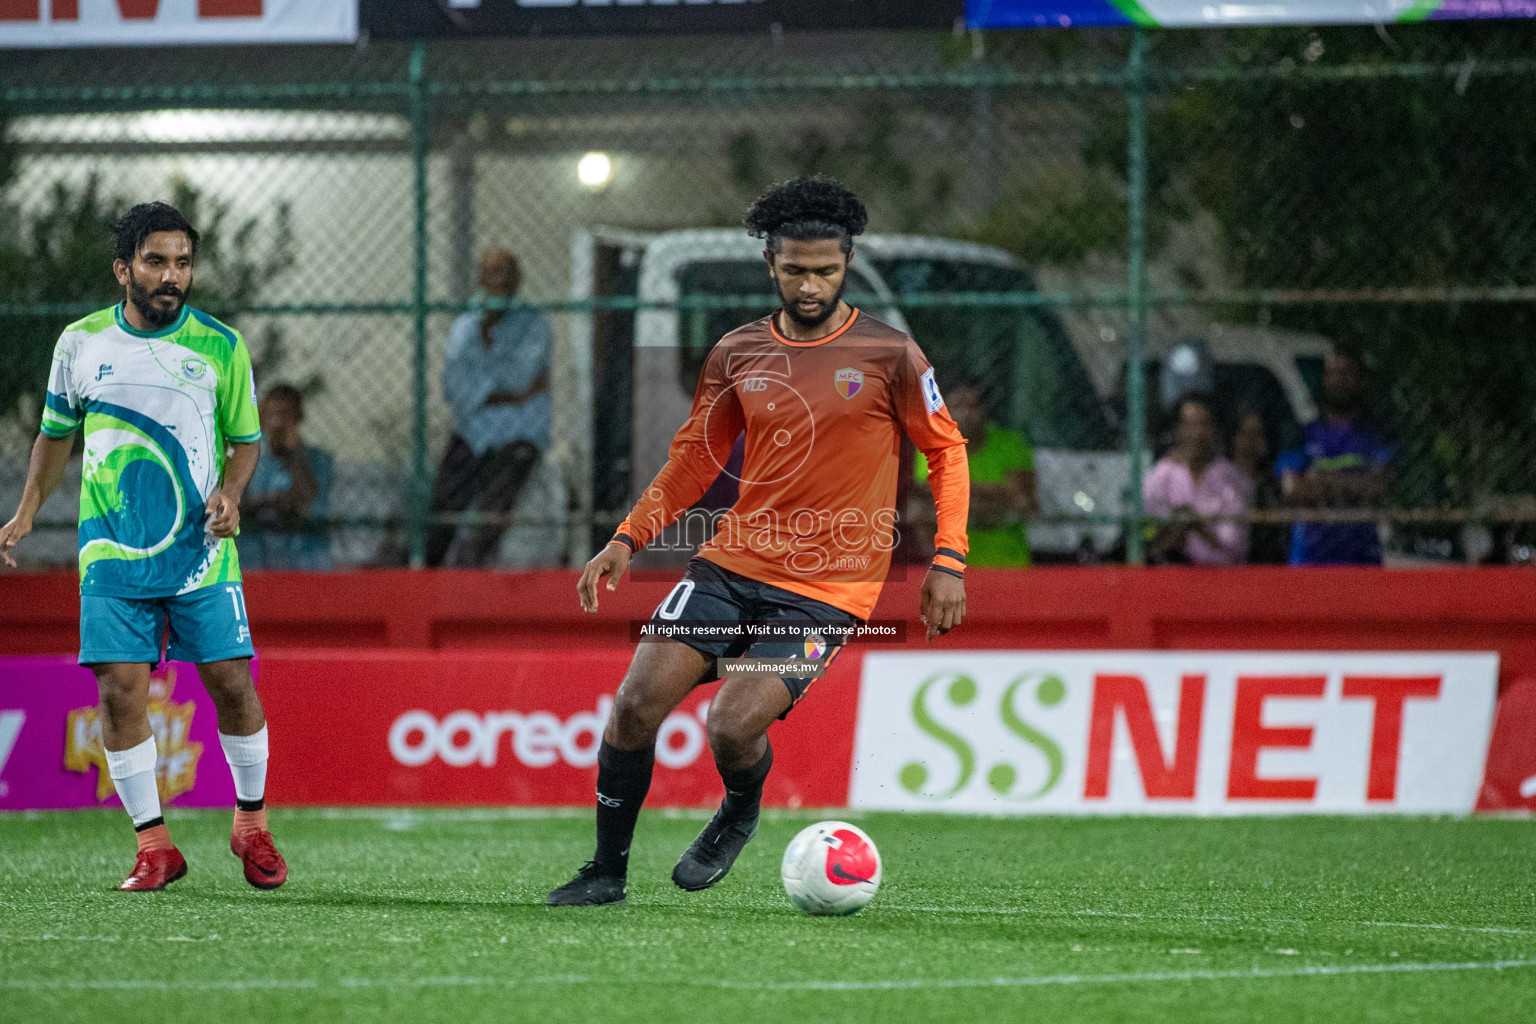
[1,809,1534,1023]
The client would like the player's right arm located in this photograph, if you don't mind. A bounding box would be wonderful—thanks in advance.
[577,344,744,611]
[577,539,632,613]
[1,433,76,567]
[4,339,83,567]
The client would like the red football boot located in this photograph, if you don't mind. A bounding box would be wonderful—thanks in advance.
[231,830,288,890]
[119,847,188,892]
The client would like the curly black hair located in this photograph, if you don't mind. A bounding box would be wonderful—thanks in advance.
[744,175,868,254]
[112,202,199,264]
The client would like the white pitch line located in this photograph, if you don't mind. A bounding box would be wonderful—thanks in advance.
[890,906,1536,937]
[711,959,1536,992]
[1356,920,1536,936]
[5,911,1530,949]
[276,807,594,822]
[2,959,1534,993]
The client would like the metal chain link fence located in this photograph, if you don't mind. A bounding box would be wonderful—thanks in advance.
[2,23,1533,570]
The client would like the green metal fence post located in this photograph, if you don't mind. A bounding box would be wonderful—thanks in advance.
[1125,27,1149,567]
[408,41,430,569]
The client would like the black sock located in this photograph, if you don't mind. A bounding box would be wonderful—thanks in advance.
[593,740,655,877]
[719,742,773,820]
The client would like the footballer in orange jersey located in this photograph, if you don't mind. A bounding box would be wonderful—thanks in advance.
[549,177,969,907]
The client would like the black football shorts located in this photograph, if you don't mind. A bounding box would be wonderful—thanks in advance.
[645,556,858,716]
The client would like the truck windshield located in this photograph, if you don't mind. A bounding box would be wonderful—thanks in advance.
[866,257,1115,451]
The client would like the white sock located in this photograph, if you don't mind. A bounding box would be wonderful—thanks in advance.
[105,736,162,828]
[219,725,269,807]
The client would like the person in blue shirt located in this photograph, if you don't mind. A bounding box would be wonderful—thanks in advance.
[240,383,333,571]
[427,248,551,567]
[1277,346,1394,565]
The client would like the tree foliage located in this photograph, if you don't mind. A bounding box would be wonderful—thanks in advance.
[1146,24,1536,509]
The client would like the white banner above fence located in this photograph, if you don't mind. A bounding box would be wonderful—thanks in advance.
[851,651,1499,816]
[0,1,358,49]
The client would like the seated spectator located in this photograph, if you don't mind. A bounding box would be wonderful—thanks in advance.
[429,248,551,567]
[1231,406,1287,565]
[1144,392,1252,565]
[909,383,1036,567]
[240,383,334,571]
[1277,346,1394,566]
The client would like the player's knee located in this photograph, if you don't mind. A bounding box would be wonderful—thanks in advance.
[608,683,666,746]
[706,704,762,765]
[200,663,256,708]
[94,672,143,719]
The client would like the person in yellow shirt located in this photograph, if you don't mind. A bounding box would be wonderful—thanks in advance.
[911,383,1036,566]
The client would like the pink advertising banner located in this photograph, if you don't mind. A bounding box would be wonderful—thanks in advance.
[0,657,249,811]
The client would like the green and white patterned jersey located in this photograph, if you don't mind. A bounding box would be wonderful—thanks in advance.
[41,303,262,598]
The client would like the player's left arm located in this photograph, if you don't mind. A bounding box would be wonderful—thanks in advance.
[579,343,743,612]
[208,442,260,538]
[898,341,970,640]
[209,333,263,539]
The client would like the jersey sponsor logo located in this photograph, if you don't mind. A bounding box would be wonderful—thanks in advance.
[920,367,944,413]
[63,667,203,803]
[96,364,113,381]
[834,367,864,399]
[181,357,208,382]
[741,378,769,393]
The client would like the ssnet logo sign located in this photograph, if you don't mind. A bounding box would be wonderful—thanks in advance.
[850,652,1499,815]
[0,0,358,48]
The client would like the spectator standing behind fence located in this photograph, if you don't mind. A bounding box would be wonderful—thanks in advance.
[1143,392,1252,565]
[428,248,551,567]
[1277,347,1394,566]
[1231,406,1287,565]
[910,384,1036,566]
[239,384,333,571]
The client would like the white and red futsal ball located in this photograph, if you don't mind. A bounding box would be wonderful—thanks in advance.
[781,820,882,916]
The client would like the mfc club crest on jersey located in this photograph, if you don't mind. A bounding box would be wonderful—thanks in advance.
[804,633,827,660]
[834,368,864,400]
[180,357,208,382]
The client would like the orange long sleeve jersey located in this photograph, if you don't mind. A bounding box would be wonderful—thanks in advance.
[614,308,970,620]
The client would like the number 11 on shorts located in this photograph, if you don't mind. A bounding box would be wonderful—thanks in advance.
[226,585,250,643]
[227,585,248,622]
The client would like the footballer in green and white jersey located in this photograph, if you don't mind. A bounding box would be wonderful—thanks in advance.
[4,201,286,894]
[42,301,262,598]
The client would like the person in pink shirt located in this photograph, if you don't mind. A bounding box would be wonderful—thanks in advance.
[1144,392,1253,565]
